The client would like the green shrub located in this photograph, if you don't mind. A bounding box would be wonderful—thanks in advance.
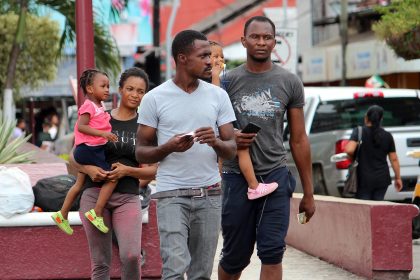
[372,0,420,60]
[0,115,34,163]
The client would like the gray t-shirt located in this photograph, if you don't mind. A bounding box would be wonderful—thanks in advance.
[138,79,236,192]
[222,63,304,175]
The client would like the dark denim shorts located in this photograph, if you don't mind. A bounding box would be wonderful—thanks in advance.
[73,143,110,171]
[219,167,296,274]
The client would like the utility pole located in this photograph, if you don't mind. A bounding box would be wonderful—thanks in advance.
[165,0,180,80]
[283,0,288,27]
[340,0,348,86]
[153,0,161,85]
[76,0,95,108]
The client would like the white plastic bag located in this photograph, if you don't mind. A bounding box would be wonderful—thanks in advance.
[0,166,34,218]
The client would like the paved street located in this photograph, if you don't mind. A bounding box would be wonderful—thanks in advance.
[411,239,420,280]
[211,235,420,280]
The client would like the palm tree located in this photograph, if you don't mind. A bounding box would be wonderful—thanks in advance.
[1,0,121,119]
[38,0,120,74]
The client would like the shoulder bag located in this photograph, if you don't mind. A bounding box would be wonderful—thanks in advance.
[342,126,362,198]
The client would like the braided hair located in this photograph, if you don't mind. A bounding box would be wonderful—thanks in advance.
[366,105,384,146]
[79,69,108,96]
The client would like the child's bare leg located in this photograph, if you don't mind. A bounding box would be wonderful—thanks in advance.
[61,172,85,219]
[93,180,118,217]
[238,148,259,189]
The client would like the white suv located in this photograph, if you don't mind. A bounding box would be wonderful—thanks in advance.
[284,87,420,201]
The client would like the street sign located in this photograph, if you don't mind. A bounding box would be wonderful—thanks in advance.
[271,28,297,74]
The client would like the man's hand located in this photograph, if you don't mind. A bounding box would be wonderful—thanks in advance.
[165,133,195,153]
[235,130,257,150]
[194,127,218,147]
[298,194,316,222]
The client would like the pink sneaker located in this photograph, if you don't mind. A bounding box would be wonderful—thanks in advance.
[247,182,278,200]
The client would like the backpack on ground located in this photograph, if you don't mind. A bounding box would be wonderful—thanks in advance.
[33,174,79,212]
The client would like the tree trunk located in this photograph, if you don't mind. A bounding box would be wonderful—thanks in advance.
[3,1,27,120]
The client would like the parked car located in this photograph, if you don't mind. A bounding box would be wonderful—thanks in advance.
[284,87,420,201]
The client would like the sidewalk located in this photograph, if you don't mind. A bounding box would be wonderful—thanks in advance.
[211,234,420,280]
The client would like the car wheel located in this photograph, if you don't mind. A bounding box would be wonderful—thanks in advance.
[313,165,328,195]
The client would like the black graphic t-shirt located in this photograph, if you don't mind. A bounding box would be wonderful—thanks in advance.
[83,114,140,195]
[222,63,304,175]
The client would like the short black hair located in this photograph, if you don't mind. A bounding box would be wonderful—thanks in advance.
[119,67,150,91]
[171,30,208,63]
[244,16,276,36]
[16,118,25,125]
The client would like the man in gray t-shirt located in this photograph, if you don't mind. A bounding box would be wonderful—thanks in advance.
[136,30,236,280]
[222,63,304,175]
[218,16,316,280]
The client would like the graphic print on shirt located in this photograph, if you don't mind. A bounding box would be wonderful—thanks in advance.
[233,86,281,120]
[111,129,137,154]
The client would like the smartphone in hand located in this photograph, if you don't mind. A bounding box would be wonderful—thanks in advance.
[179,131,195,140]
[241,122,261,134]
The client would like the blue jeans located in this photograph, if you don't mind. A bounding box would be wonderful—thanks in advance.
[220,167,296,275]
[157,194,221,280]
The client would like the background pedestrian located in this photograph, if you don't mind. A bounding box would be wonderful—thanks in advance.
[345,105,402,200]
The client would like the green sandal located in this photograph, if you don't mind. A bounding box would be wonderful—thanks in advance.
[51,211,73,235]
[84,209,109,233]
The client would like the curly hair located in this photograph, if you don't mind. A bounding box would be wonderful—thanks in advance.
[119,67,150,91]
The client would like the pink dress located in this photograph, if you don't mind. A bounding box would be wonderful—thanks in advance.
[74,99,111,147]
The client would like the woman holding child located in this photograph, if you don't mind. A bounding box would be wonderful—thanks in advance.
[70,67,156,280]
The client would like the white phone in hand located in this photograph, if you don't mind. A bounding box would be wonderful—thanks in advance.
[179,131,195,140]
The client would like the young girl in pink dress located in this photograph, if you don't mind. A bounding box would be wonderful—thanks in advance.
[52,69,118,234]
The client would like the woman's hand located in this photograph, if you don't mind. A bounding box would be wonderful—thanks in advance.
[394,178,403,192]
[108,162,129,181]
[82,165,109,182]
